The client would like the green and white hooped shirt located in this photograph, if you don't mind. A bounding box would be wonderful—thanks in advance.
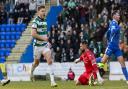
[32,16,48,46]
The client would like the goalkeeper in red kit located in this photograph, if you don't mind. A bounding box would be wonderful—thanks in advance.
[74,40,103,86]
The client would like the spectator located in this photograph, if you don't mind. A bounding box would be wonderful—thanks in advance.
[67,68,75,80]
[29,0,36,18]
[55,46,62,62]
[61,48,67,62]
[68,0,76,9]
[57,13,63,25]
[124,28,128,44]
[0,7,7,24]
[47,0,128,62]
[23,8,30,24]
[17,8,24,24]
[13,9,19,24]
[4,0,11,13]
[8,9,14,24]
[66,39,73,62]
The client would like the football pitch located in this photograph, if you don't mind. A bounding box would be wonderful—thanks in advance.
[0,80,128,89]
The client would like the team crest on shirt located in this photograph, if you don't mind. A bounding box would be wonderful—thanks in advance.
[111,26,116,29]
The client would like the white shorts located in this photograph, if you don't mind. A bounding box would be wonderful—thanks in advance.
[33,43,51,59]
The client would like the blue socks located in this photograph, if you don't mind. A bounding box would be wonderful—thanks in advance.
[0,69,4,80]
[122,67,128,80]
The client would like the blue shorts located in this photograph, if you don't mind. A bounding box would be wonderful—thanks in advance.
[105,46,122,58]
[96,57,102,63]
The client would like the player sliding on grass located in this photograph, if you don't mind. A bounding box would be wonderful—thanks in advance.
[30,5,57,87]
[74,40,103,86]
[0,68,10,86]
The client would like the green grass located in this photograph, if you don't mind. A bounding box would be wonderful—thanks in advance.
[0,80,128,89]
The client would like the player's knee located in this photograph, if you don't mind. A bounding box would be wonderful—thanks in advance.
[47,60,52,65]
[34,60,39,66]
[44,51,53,65]
[75,80,80,86]
[118,56,125,62]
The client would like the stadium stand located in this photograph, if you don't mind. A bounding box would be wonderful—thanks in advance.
[13,0,128,63]
[0,0,128,63]
[0,0,34,63]
[0,0,52,63]
[47,0,128,62]
[0,24,26,63]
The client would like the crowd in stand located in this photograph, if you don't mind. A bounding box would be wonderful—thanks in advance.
[0,0,128,62]
[0,0,36,24]
[49,0,128,62]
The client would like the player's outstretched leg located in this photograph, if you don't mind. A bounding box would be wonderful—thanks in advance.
[30,59,39,81]
[122,67,128,84]
[48,63,57,87]
[118,56,128,84]
[30,64,35,81]
[44,51,57,87]
[96,70,104,85]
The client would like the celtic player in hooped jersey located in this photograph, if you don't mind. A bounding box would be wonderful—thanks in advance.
[32,16,48,46]
[30,5,57,87]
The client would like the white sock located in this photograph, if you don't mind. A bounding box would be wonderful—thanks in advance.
[96,71,103,81]
[48,64,55,83]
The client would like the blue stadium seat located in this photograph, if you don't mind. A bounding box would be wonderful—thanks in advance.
[10,40,16,48]
[0,25,1,31]
[0,48,10,57]
[0,24,27,63]
[0,56,6,63]
[5,49,10,56]
[6,24,11,32]
[15,24,21,32]
[15,32,21,40]
[10,24,15,32]
[0,49,4,56]
[0,40,5,48]
[11,32,16,40]
[0,32,6,40]
[1,24,6,32]
[5,41,10,48]
[6,40,15,48]
[21,24,26,31]
[5,32,11,40]
[6,40,11,48]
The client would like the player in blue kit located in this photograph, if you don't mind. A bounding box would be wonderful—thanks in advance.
[101,10,128,84]
[0,68,10,86]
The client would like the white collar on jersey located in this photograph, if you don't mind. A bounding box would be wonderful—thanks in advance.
[112,19,118,24]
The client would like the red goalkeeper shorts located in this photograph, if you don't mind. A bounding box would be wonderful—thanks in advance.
[78,72,97,85]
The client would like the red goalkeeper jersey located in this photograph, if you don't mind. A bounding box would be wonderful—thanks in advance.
[80,49,98,73]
